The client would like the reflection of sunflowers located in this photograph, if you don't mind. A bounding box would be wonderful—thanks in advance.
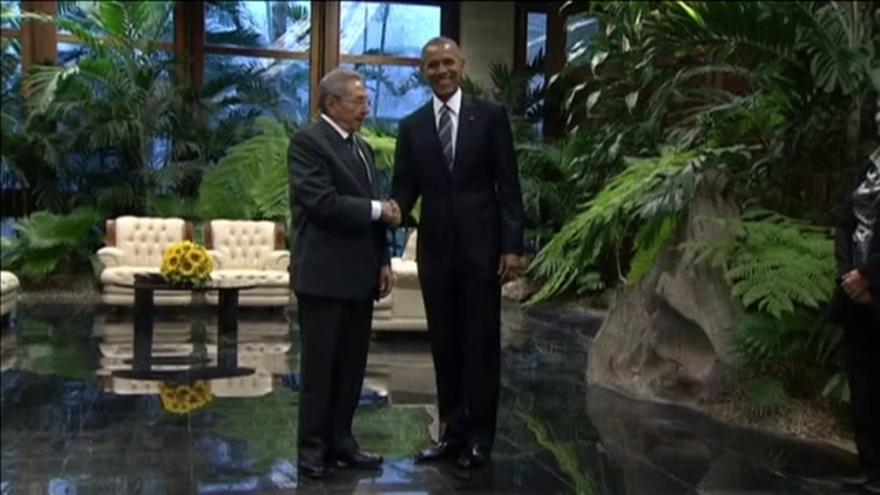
[158,381,213,415]
[160,240,213,286]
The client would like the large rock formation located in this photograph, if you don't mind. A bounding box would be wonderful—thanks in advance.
[587,173,741,404]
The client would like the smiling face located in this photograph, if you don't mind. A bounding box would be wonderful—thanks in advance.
[421,41,465,102]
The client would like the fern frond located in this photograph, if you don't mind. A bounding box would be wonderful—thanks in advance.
[685,210,835,318]
[529,147,712,302]
[197,116,289,221]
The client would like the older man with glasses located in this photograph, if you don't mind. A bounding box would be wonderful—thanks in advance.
[287,67,400,480]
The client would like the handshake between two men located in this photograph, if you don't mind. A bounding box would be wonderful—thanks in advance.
[379,199,403,228]
[375,197,525,285]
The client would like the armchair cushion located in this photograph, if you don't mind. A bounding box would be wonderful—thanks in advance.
[97,247,126,268]
[98,216,191,306]
[206,220,291,307]
[209,220,278,270]
[1,270,21,318]
[113,216,188,267]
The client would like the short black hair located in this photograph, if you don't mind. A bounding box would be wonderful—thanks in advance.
[420,36,462,61]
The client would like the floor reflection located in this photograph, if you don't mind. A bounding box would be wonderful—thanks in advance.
[0,301,861,494]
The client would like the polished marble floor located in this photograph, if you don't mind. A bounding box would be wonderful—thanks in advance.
[0,301,862,494]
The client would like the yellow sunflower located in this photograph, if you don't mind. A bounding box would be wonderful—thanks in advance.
[179,260,195,277]
[188,249,204,264]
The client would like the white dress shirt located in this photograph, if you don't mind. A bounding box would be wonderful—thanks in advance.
[320,113,381,221]
[433,87,462,159]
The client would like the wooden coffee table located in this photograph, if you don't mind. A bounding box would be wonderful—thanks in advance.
[113,273,258,383]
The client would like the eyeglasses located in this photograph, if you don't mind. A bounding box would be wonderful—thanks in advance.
[337,96,371,108]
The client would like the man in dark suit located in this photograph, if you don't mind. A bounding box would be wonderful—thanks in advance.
[391,36,526,469]
[288,68,400,480]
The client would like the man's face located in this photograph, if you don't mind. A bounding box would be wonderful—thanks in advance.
[422,43,465,101]
[327,79,370,133]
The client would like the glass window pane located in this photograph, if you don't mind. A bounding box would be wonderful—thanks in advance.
[565,14,599,64]
[342,63,430,125]
[57,41,90,67]
[526,12,547,66]
[1,38,22,190]
[205,1,311,51]
[1,0,21,29]
[340,2,440,58]
[205,53,310,124]
[58,1,174,42]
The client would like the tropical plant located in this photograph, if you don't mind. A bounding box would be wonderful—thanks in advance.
[360,125,396,173]
[15,1,280,216]
[461,58,546,142]
[196,116,290,222]
[531,0,877,290]
[683,210,836,318]
[0,207,102,282]
[528,145,750,302]
[743,378,789,418]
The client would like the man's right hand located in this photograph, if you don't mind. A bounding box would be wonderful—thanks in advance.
[381,200,401,227]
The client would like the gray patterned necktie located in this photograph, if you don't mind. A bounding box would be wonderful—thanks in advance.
[438,104,454,170]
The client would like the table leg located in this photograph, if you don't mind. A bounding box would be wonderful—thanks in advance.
[133,286,154,372]
[217,288,239,370]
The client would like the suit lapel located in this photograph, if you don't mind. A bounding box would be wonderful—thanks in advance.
[416,102,448,175]
[317,121,372,196]
[453,94,475,173]
[352,134,379,197]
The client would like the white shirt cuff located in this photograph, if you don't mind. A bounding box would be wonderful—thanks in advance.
[370,200,382,221]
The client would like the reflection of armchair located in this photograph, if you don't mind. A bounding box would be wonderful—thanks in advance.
[1,270,20,324]
[205,220,291,307]
[98,216,194,306]
[373,230,427,332]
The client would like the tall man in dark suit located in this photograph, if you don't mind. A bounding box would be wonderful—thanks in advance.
[391,37,526,469]
[288,68,400,480]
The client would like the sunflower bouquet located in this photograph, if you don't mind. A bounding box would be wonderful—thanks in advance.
[160,240,213,286]
[158,380,213,415]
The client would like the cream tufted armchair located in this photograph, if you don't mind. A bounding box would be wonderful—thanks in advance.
[372,230,427,331]
[205,220,291,307]
[1,270,21,324]
[98,216,194,306]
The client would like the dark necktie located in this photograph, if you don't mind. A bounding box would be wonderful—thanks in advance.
[346,135,372,185]
[438,105,454,170]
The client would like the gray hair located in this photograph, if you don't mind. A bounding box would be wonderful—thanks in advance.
[318,67,363,113]
[420,36,462,61]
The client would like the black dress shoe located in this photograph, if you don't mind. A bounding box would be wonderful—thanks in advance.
[456,444,491,469]
[297,459,326,479]
[415,441,464,463]
[863,480,880,494]
[327,450,383,469]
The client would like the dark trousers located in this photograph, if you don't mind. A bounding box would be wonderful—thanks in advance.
[296,293,373,462]
[420,263,501,449]
[843,305,880,479]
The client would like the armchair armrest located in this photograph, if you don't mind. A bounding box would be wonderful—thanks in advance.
[208,250,225,270]
[262,250,290,271]
[97,247,126,268]
[391,258,419,286]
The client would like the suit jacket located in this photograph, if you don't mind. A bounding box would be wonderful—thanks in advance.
[830,163,880,325]
[288,119,390,301]
[391,94,525,279]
